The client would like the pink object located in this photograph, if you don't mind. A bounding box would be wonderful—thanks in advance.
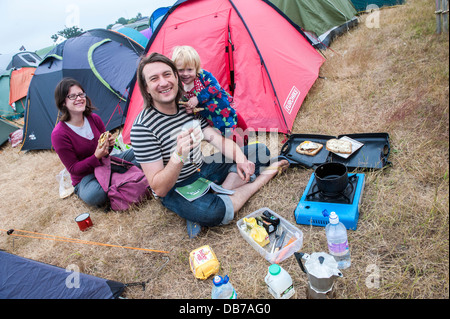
[122,0,325,144]
[94,156,152,211]
[140,28,152,39]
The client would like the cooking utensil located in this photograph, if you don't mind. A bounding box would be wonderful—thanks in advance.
[294,252,343,293]
[314,162,348,194]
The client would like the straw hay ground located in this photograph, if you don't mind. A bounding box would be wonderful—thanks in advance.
[0,0,448,299]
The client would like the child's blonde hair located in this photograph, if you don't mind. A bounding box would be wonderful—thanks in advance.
[171,46,201,74]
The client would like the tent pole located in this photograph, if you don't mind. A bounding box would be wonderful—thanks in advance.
[443,0,449,33]
[436,0,442,34]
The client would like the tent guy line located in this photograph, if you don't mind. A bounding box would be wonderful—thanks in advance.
[1,228,170,254]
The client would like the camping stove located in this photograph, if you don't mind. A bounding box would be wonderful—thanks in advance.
[294,172,365,230]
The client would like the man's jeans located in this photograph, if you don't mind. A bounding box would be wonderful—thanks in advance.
[161,143,271,227]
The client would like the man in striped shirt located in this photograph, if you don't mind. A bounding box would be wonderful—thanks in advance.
[130,53,289,237]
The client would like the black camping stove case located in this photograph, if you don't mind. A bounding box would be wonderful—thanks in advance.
[280,133,391,170]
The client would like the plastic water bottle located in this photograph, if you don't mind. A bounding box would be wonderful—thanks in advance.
[211,275,237,299]
[325,211,351,269]
[264,264,295,299]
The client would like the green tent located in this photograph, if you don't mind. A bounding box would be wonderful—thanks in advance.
[35,45,57,59]
[0,67,35,120]
[0,52,41,119]
[268,0,358,48]
[0,117,19,146]
[350,0,405,12]
[0,71,13,117]
[0,70,25,119]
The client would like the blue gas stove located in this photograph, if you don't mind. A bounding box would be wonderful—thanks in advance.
[294,172,365,230]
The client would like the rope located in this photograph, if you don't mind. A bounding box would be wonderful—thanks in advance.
[304,28,342,57]
[104,88,128,129]
[1,228,169,254]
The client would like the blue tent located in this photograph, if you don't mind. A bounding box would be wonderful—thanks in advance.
[117,27,149,48]
[0,251,124,299]
[21,29,144,151]
[150,7,171,31]
[0,51,41,75]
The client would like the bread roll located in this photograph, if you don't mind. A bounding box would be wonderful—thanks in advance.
[98,131,110,148]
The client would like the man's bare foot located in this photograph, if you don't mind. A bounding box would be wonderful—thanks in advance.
[260,159,290,178]
[226,159,290,213]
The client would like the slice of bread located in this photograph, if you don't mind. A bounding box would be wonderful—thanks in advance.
[296,141,323,156]
[326,138,352,154]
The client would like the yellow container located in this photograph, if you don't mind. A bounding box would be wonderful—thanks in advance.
[189,245,220,280]
[243,217,270,247]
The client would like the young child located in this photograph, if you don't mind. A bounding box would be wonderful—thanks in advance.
[171,46,247,145]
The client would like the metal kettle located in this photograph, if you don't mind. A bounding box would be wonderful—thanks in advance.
[294,252,343,293]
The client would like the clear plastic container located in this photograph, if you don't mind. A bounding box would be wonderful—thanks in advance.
[264,264,295,299]
[211,275,237,299]
[237,208,303,263]
[325,212,351,269]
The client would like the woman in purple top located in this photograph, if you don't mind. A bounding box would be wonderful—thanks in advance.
[51,78,136,207]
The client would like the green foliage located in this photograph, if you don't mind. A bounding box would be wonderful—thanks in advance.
[106,12,143,30]
[51,26,84,42]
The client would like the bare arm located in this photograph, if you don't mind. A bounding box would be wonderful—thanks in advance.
[141,127,202,197]
[141,155,183,198]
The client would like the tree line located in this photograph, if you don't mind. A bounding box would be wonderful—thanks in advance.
[51,13,144,42]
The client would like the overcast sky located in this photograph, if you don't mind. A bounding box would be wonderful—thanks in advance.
[0,0,177,55]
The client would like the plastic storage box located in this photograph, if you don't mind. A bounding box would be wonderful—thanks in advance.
[237,208,303,263]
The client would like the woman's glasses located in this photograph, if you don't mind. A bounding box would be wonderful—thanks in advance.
[67,93,87,100]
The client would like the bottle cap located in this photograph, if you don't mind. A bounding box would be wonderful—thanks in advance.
[213,275,223,287]
[329,211,339,224]
[269,264,281,276]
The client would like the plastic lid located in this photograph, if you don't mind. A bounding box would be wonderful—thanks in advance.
[305,252,341,279]
[213,275,223,287]
[213,275,229,286]
[269,264,281,276]
[329,211,339,224]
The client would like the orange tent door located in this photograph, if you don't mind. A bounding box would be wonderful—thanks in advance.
[9,67,35,105]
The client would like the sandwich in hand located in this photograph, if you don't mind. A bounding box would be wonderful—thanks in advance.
[326,138,352,154]
[296,141,323,156]
[98,131,110,148]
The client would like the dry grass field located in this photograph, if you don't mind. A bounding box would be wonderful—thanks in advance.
[0,0,448,299]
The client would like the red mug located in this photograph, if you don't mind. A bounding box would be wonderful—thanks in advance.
[75,213,93,231]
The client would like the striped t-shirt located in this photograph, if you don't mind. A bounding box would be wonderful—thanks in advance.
[130,105,209,183]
